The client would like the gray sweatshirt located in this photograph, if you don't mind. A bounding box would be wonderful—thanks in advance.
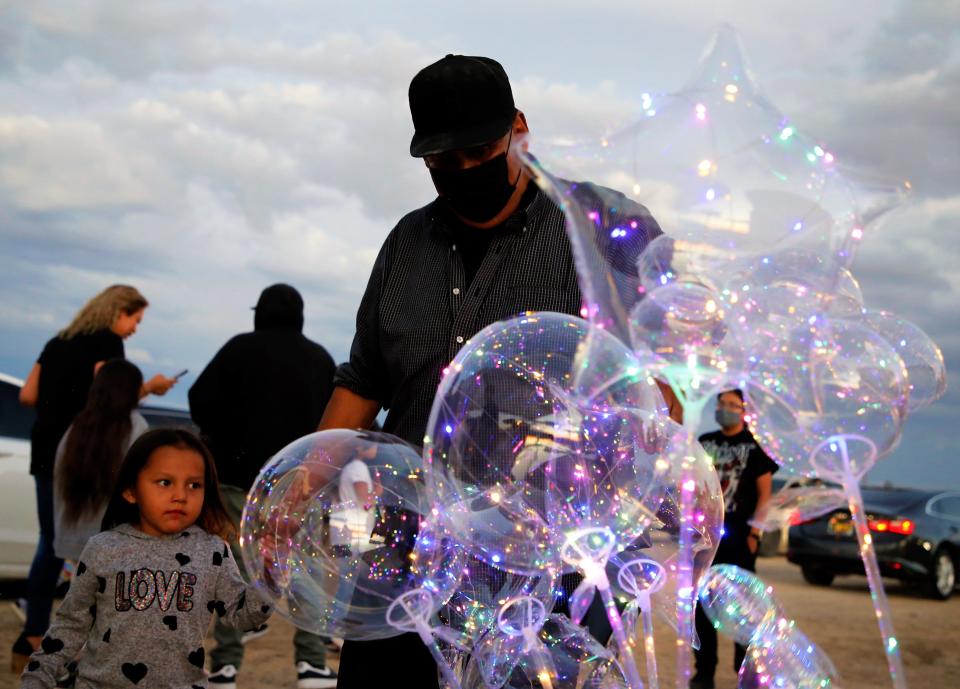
[21,524,272,689]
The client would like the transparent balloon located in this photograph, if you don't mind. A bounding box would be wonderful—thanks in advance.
[656,429,724,640]
[437,643,468,689]
[409,514,469,612]
[860,309,947,412]
[739,620,841,689]
[596,427,723,689]
[441,548,558,648]
[241,429,459,640]
[466,597,629,689]
[550,414,711,689]
[402,514,508,667]
[829,268,866,320]
[609,557,668,689]
[720,249,866,335]
[743,313,916,689]
[424,311,669,576]
[697,565,782,647]
[508,21,915,689]
[521,25,907,349]
[696,566,841,689]
[605,468,722,623]
[743,316,909,480]
[629,277,744,404]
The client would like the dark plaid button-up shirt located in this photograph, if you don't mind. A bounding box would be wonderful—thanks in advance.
[333,185,662,448]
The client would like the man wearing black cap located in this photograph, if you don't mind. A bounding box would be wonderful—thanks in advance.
[319,55,669,688]
[189,284,339,689]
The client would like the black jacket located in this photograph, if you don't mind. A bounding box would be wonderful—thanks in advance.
[188,293,336,489]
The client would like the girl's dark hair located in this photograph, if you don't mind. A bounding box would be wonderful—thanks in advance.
[101,428,234,539]
[58,359,143,526]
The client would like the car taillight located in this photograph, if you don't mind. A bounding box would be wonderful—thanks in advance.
[867,517,915,535]
[789,512,813,526]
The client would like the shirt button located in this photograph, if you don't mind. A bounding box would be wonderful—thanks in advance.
[452,287,460,295]
[456,336,464,344]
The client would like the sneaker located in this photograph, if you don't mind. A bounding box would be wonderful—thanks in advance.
[688,673,715,689]
[241,623,269,644]
[296,661,338,688]
[208,664,238,689]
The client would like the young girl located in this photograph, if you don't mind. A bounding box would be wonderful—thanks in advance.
[54,358,149,561]
[21,429,272,689]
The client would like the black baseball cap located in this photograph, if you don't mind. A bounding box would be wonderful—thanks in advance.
[251,284,303,312]
[409,54,517,158]
[251,284,304,331]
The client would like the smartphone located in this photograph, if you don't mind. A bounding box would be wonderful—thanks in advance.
[173,369,189,381]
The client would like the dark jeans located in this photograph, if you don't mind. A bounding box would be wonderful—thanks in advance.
[694,524,756,679]
[25,476,64,637]
[339,633,438,689]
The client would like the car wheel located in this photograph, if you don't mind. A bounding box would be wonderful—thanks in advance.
[926,549,955,600]
[801,564,835,587]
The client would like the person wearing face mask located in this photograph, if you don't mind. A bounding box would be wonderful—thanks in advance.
[691,388,779,689]
[318,54,677,689]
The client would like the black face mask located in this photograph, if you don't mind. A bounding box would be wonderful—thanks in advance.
[429,135,520,223]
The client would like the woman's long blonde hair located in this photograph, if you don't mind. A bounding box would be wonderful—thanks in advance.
[59,285,149,340]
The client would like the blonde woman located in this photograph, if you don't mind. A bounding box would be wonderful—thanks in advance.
[13,285,177,673]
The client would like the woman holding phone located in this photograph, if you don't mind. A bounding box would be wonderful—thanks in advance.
[13,285,178,672]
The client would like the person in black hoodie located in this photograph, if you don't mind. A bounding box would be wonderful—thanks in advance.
[189,284,339,689]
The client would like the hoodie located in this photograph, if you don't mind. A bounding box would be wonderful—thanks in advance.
[188,284,337,488]
[20,524,271,689]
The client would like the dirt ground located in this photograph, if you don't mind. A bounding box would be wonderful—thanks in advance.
[0,556,955,688]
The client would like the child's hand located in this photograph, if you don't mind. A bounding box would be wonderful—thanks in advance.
[258,532,291,589]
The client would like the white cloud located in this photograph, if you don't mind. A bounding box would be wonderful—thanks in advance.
[862,0,960,79]
[125,347,155,365]
[0,115,159,210]
[0,302,57,330]
[5,0,223,78]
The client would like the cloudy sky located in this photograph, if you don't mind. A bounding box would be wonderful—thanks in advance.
[1,0,957,490]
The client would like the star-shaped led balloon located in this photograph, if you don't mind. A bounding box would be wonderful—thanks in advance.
[519,23,909,382]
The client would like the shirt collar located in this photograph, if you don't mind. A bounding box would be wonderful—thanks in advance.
[113,522,202,540]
